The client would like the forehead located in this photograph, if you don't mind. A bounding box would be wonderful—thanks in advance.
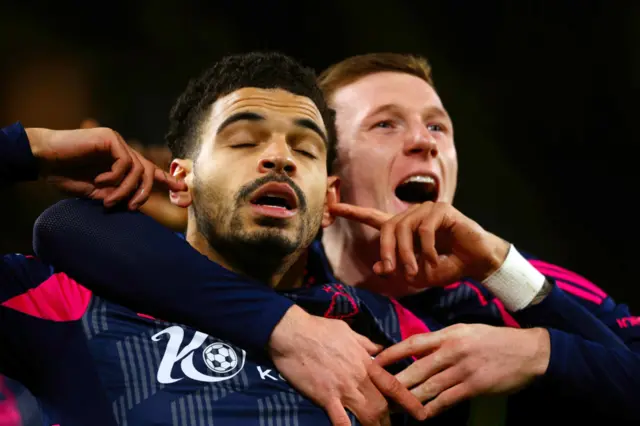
[208,87,325,130]
[331,71,446,118]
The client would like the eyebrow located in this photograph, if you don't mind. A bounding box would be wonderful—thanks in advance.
[217,111,327,143]
[294,118,327,144]
[217,112,265,134]
[368,104,451,121]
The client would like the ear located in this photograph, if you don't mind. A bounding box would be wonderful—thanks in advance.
[322,176,341,228]
[169,159,194,208]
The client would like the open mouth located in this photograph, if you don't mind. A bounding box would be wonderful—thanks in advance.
[252,194,294,210]
[394,175,439,204]
[250,183,298,211]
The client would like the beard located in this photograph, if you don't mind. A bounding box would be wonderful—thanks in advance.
[191,172,322,282]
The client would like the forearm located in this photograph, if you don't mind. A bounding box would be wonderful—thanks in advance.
[541,328,640,419]
[0,123,39,183]
[33,199,295,352]
[515,284,626,347]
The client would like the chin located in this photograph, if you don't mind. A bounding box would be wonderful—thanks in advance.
[247,230,299,256]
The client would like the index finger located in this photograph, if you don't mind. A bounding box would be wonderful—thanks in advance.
[367,362,426,421]
[374,333,442,367]
[154,168,187,192]
[329,203,391,230]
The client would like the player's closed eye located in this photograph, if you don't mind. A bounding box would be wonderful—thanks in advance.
[295,149,316,159]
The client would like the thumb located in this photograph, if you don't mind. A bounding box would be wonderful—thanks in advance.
[329,203,391,230]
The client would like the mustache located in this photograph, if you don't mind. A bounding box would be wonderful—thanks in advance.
[236,174,308,211]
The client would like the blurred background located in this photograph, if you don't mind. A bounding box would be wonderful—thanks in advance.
[1,0,638,309]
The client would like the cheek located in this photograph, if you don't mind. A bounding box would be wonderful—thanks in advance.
[440,145,459,201]
[339,143,392,204]
[194,165,234,200]
[304,180,329,212]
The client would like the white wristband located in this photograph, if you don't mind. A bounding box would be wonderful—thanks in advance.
[481,245,546,312]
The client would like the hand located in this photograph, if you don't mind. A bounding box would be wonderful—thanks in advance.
[330,202,509,287]
[79,118,188,230]
[374,324,550,419]
[268,305,426,426]
[25,126,186,209]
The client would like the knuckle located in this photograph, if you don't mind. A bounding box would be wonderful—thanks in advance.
[381,222,395,235]
[417,223,433,235]
[385,375,404,395]
[450,323,468,334]
[406,335,425,353]
[396,218,411,232]
[372,400,388,419]
[434,201,448,211]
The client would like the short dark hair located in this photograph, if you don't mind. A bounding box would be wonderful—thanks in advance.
[166,52,337,173]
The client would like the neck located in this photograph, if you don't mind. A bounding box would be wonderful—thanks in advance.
[322,218,407,297]
[322,217,375,286]
[186,222,306,291]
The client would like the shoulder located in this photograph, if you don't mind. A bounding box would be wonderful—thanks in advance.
[1,253,91,321]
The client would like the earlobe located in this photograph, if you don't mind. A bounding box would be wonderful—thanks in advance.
[169,159,193,208]
[322,176,341,228]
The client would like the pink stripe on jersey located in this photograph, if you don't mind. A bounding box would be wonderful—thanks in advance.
[557,281,603,305]
[391,299,430,341]
[463,282,488,306]
[0,376,21,426]
[529,260,607,298]
[445,282,462,290]
[492,299,521,328]
[1,272,92,321]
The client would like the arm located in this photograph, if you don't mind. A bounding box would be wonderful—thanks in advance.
[33,202,430,426]
[425,257,639,419]
[512,271,640,419]
[0,122,39,183]
[33,198,295,352]
[483,248,639,417]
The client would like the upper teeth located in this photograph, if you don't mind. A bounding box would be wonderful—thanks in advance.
[402,175,435,185]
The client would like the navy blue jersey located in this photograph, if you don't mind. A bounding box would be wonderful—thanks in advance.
[6,121,640,423]
[35,203,640,425]
[2,122,448,424]
[32,199,640,423]
[1,253,439,425]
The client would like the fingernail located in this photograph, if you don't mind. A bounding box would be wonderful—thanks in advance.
[384,259,393,272]
[405,263,416,275]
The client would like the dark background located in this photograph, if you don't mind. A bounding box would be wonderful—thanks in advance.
[1,1,638,309]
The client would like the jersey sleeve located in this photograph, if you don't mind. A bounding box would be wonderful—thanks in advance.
[0,253,92,388]
[0,122,39,183]
[33,198,295,353]
[512,263,640,420]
